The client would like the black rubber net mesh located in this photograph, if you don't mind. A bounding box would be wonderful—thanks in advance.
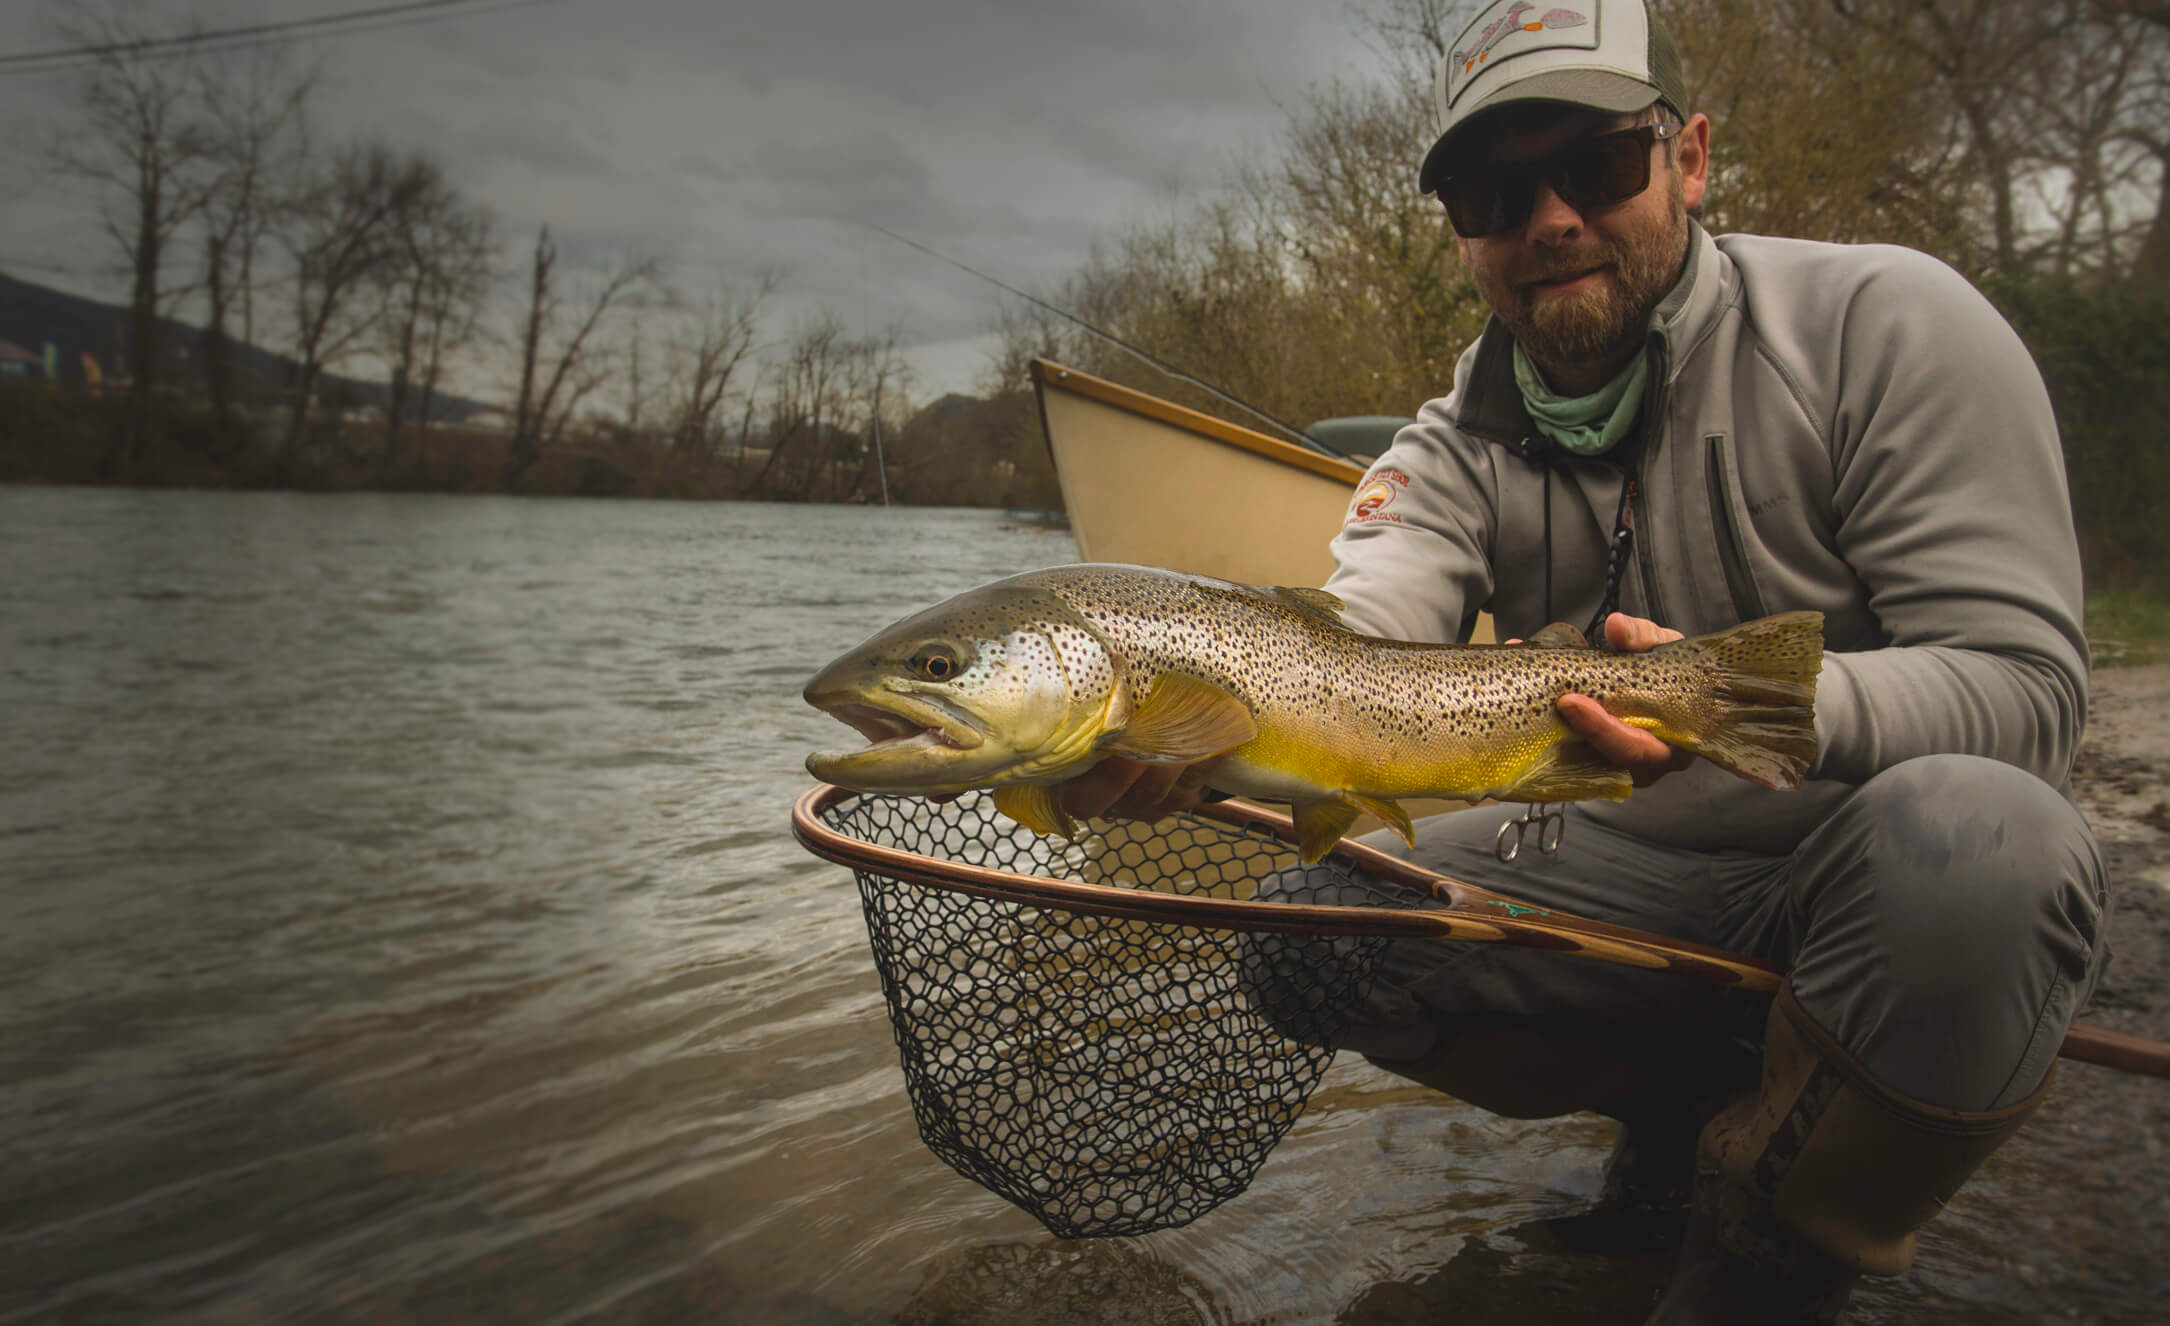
[821,791,1415,1239]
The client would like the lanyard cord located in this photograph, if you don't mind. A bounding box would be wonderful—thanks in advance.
[1536,457,1634,650]
[1586,475,1636,647]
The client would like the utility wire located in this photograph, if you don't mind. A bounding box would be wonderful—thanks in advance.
[0,0,560,76]
[863,223,1346,459]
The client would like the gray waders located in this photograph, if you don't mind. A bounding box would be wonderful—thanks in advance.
[1257,753,2107,1322]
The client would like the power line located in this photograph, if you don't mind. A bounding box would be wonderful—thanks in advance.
[864,223,1343,457]
[0,0,562,77]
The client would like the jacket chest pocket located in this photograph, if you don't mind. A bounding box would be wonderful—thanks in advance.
[1701,432,1769,623]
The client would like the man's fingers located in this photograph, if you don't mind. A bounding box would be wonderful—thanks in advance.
[1603,612,1685,653]
[1108,763,1187,820]
[1557,692,1674,766]
[1057,755,1229,823]
[1058,757,1149,820]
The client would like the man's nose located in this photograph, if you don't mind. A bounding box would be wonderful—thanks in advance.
[1523,181,1583,243]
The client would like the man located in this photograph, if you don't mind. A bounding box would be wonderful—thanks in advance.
[1058,1,2107,1321]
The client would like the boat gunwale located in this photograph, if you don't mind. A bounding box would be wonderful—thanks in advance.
[1029,357,1370,486]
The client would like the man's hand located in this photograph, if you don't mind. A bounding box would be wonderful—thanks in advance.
[1056,754,1227,823]
[1555,612,1696,787]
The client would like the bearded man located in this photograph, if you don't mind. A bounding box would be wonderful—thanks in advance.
[1056,1,2107,1321]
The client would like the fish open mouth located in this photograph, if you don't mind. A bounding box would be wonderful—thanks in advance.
[821,701,978,753]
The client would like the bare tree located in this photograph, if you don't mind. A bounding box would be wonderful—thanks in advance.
[663,273,777,483]
[194,40,316,442]
[832,327,912,503]
[409,207,496,443]
[744,313,848,500]
[44,0,212,474]
[2090,0,2170,289]
[504,226,662,489]
[277,141,427,470]
[375,159,494,472]
[1813,0,2085,275]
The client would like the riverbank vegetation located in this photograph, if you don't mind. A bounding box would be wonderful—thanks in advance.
[1011,0,2170,599]
[5,0,1061,510]
[7,0,2167,593]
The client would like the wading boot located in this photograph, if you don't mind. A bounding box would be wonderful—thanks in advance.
[1367,1014,1757,1255]
[1544,1032,1760,1256]
[1645,986,2054,1326]
[1363,1012,1659,1120]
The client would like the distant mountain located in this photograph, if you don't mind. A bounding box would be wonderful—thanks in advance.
[0,270,492,424]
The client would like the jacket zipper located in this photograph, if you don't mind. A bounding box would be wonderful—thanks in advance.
[1630,341,1672,629]
[1705,432,1766,621]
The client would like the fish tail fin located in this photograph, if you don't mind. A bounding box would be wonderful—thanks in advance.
[1677,611,1824,790]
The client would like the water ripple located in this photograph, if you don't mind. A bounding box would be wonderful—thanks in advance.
[1,487,2157,1326]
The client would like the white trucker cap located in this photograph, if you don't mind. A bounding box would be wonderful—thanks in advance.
[1417,0,1688,194]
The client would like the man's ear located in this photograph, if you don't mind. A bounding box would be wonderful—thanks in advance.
[1678,112,1712,212]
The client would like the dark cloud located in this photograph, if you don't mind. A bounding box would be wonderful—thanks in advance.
[465,115,617,180]
[0,0,1392,396]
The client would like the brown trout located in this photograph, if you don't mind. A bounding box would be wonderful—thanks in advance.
[803,564,1823,862]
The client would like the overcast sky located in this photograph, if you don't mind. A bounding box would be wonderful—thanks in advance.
[0,0,1399,402]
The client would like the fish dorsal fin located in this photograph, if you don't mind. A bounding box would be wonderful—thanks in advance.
[1524,621,1592,649]
[1097,671,1257,764]
[995,784,1078,839]
[1270,585,1347,625]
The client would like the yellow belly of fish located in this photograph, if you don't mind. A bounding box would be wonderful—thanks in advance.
[1224,713,1559,803]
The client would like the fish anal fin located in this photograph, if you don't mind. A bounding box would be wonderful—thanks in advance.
[995,784,1077,839]
[1347,793,1415,846]
[1524,621,1591,649]
[1099,672,1257,764]
[1292,798,1362,864]
[1503,741,1635,803]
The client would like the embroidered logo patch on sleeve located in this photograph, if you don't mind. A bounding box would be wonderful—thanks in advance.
[1346,470,1411,525]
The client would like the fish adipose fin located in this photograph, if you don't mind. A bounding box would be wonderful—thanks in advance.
[1675,610,1824,790]
[1269,586,1347,624]
[1292,798,1362,864]
[1502,741,1636,803]
[1523,621,1591,649]
[995,784,1078,839]
[1099,672,1258,764]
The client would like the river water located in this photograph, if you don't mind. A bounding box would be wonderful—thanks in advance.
[2,486,2159,1324]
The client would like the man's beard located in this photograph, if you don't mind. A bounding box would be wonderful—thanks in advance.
[1488,174,1688,370]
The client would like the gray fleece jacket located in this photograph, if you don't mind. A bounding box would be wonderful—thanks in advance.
[1324,223,2090,854]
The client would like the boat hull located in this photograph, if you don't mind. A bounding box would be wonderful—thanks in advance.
[1030,359,1366,588]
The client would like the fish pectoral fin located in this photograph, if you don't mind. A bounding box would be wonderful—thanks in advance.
[1346,793,1415,847]
[1292,797,1363,864]
[1523,621,1592,649]
[995,784,1078,839]
[1501,740,1635,803]
[1099,672,1258,764]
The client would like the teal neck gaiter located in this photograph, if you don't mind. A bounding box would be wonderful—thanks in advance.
[1513,342,1650,457]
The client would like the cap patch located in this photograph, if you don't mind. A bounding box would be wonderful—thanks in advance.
[1447,3,1598,111]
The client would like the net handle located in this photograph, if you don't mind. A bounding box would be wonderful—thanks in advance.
[790,783,1777,985]
[793,786,2170,1080]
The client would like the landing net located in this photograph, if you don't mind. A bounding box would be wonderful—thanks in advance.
[795,786,1446,1239]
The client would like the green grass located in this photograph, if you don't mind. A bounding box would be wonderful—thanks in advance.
[2087,585,2170,667]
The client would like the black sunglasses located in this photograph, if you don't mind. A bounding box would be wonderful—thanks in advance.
[1436,123,1682,239]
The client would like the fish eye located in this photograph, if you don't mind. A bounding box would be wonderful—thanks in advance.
[910,643,962,681]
